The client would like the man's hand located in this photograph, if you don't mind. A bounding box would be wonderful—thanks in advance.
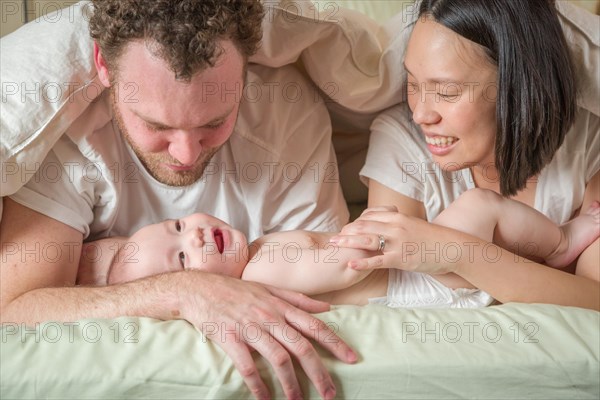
[177,272,357,400]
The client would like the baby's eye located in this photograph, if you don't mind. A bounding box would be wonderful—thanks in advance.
[175,220,182,232]
[178,252,185,268]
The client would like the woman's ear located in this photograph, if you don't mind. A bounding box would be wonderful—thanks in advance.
[94,42,112,88]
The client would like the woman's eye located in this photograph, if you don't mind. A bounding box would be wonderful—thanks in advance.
[178,252,185,268]
[175,220,182,232]
[439,93,460,101]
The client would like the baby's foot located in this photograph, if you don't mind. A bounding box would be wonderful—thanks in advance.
[546,201,600,268]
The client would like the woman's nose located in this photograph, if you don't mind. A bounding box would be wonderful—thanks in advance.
[411,94,441,126]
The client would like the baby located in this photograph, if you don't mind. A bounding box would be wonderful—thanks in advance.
[77,213,390,306]
[77,191,600,308]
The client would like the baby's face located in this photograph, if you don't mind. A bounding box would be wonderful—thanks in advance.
[119,213,248,281]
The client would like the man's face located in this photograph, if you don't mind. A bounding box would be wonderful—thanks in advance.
[109,40,245,186]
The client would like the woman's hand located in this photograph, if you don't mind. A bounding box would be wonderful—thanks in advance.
[330,206,467,275]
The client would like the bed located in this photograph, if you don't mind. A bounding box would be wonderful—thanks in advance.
[1,1,599,398]
[2,304,599,399]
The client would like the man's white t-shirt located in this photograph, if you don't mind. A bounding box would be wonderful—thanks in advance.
[11,65,349,241]
[361,103,600,224]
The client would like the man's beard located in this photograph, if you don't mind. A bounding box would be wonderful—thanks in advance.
[111,89,222,187]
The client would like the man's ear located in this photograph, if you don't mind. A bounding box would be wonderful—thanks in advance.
[94,42,112,88]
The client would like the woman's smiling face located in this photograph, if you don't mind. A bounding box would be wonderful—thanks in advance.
[405,16,498,172]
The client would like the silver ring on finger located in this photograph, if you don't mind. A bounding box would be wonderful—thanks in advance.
[377,235,386,252]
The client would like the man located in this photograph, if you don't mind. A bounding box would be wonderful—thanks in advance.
[0,1,353,399]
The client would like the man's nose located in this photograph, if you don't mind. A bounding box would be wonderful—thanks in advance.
[168,131,203,166]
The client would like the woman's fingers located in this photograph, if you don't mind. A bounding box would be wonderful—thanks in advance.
[359,205,398,216]
[329,233,385,252]
[338,212,404,237]
[348,255,387,270]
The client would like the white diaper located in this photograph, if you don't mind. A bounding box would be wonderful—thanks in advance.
[369,269,494,309]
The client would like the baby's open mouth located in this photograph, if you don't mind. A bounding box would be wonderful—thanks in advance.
[214,229,224,254]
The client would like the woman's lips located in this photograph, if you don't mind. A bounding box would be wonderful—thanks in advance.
[424,134,459,156]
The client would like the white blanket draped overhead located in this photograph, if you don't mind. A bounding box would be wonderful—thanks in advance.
[1,0,598,198]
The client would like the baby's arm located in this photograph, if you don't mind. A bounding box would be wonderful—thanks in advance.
[242,231,377,295]
[76,238,127,286]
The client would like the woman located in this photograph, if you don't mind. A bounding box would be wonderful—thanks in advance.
[331,0,600,310]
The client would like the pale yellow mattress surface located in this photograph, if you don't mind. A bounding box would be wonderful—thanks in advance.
[2,303,598,399]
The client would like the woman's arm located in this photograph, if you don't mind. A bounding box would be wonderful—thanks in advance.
[367,179,426,219]
[334,174,600,310]
[575,171,600,281]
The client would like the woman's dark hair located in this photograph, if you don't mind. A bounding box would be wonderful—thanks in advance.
[418,0,577,196]
[89,0,265,82]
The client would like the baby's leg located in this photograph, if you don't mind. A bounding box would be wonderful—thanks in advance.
[433,189,501,243]
[429,189,507,289]
[434,189,600,268]
[546,201,600,269]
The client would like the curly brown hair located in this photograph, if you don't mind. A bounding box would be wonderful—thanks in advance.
[89,0,264,81]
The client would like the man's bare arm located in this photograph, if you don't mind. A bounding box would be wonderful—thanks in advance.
[1,198,176,324]
[76,238,129,286]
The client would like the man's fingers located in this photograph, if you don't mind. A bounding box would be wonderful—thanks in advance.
[261,288,358,399]
[285,308,358,365]
[194,277,356,400]
[283,335,336,400]
[247,323,306,400]
[215,338,271,400]
[215,325,305,400]
[267,286,331,314]
[270,316,342,400]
